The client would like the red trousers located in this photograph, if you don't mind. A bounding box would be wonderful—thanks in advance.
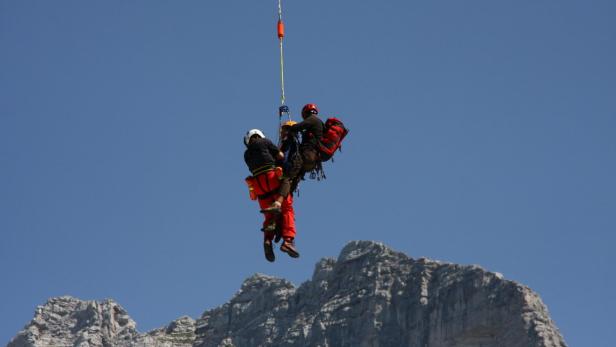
[258,194,296,241]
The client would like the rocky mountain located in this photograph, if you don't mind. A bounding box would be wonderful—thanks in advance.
[8,241,567,347]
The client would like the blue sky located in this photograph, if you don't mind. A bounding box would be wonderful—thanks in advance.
[1,1,614,345]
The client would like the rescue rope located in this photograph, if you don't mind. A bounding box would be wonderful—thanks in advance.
[276,0,291,144]
[277,0,286,107]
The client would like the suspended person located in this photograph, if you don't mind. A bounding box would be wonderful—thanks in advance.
[244,129,300,261]
[279,120,303,194]
[261,104,325,213]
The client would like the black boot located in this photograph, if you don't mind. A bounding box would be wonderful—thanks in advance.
[263,240,275,262]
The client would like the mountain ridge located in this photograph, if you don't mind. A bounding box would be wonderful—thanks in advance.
[8,240,567,347]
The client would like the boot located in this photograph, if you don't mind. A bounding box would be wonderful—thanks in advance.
[280,239,300,258]
[263,240,275,262]
[260,201,282,214]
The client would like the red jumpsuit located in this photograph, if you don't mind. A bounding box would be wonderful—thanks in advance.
[258,194,296,242]
[246,168,296,242]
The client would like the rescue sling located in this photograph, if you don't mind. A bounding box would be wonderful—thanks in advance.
[318,117,349,161]
[245,166,283,200]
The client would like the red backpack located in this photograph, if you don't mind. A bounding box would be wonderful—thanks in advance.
[319,117,348,161]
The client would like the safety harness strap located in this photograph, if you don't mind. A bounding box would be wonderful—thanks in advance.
[251,165,275,176]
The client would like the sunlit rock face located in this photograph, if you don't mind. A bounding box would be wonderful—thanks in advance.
[9,241,567,347]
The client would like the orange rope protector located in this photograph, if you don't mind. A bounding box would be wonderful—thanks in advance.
[277,20,285,39]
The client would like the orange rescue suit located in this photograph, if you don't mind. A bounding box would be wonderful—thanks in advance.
[245,167,296,241]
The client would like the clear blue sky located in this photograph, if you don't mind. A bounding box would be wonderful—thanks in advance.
[1,1,614,345]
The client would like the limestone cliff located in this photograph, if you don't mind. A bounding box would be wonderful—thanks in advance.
[8,241,567,347]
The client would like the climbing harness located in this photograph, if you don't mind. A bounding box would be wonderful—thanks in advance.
[245,166,284,200]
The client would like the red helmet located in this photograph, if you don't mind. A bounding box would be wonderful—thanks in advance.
[301,103,319,118]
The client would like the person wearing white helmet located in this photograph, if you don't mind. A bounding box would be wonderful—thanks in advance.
[243,129,281,173]
[244,129,300,261]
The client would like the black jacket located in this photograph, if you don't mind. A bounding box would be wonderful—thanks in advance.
[244,138,280,174]
[291,115,324,148]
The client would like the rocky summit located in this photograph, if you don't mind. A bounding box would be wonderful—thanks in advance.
[8,241,567,347]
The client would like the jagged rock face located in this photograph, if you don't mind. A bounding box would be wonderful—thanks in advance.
[9,241,567,347]
[7,298,195,347]
[7,296,141,347]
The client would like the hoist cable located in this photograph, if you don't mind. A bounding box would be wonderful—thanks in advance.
[276,0,291,144]
[277,0,286,107]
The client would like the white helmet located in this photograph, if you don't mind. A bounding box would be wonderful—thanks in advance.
[244,129,265,146]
